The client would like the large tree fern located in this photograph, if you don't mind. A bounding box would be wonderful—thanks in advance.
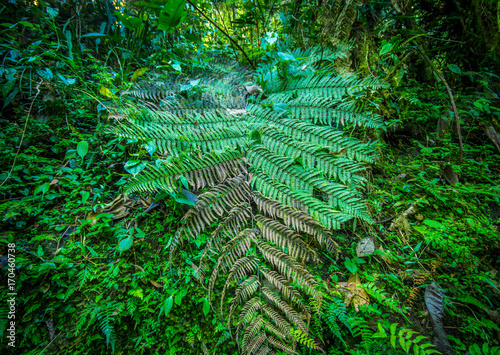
[105,45,387,354]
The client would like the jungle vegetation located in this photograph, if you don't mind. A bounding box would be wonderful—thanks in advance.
[0,0,499,354]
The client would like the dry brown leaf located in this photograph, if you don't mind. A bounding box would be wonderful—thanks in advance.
[104,194,137,219]
[150,280,163,288]
[443,165,459,185]
[336,274,370,312]
[86,211,98,226]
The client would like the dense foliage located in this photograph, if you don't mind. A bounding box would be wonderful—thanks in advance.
[0,0,499,354]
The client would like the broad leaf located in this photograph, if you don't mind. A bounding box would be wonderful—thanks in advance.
[131,67,149,82]
[77,141,89,159]
[448,64,462,74]
[158,0,186,32]
[117,236,133,253]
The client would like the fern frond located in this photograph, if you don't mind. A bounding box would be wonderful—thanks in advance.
[245,332,268,355]
[178,174,251,241]
[260,128,367,185]
[106,49,388,355]
[228,275,261,319]
[97,303,116,352]
[262,287,308,332]
[257,241,319,299]
[253,192,337,252]
[248,106,376,162]
[209,229,255,304]
[256,214,319,262]
[249,145,369,219]
[220,256,259,305]
[294,329,323,352]
[125,150,245,194]
[252,172,356,229]
[267,335,298,354]
[198,205,252,282]
[324,297,353,346]
[361,282,406,318]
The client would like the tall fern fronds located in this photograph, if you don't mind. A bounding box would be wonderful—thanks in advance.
[75,302,117,353]
[104,49,387,354]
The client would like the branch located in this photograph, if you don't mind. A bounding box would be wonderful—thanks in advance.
[186,0,254,68]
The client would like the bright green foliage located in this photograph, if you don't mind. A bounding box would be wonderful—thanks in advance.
[372,322,440,355]
[324,297,353,346]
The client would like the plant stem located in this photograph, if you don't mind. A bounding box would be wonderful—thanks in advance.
[186,0,254,68]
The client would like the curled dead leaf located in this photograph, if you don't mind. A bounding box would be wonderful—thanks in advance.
[336,274,370,312]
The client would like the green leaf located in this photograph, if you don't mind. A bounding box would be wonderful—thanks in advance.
[273,102,291,115]
[172,63,182,72]
[3,90,18,108]
[86,246,98,257]
[203,298,210,316]
[65,30,73,60]
[175,288,187,305]
[57,73,69,85]
[37,244,44,257]
[390,323,398,349]
[36,68,53,81]
[144,141,157,157]
[158,0,186,32]
[179,176,189,189]
[117,236,133,253]
[164,296,174,316]
[114,11,143,30]
[18,21,34,28]
[250,129,261,144]
[80,191,90,204]
[373,322,387,338]
[34,183,51,195]
[82,32,107,37]
[46,7,59,19]
[174,191,196,206]
[124,160,147,175]
[131,67,149,82]
[344,257,358,274]
[277,52,296,61]
[77,141,89,159]
[423,219,446,230]
[448,64,462,74]
[380,43,392,55]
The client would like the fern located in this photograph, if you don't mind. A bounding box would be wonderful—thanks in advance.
[105,49,387,354]
[469,343,500,355]
[372,322,440,355]
[361,282,408,320]
[75,302,117,353]
[294,329,323,352]
[324,297,353,346]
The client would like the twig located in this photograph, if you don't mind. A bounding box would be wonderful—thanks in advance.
[18,248,46,262]
[38,332,60,354]
[0,80,43,187]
